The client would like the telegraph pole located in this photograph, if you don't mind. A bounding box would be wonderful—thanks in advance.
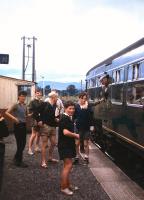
[21,36,37,82]
[22,36,26,80]
[32,36,37,82]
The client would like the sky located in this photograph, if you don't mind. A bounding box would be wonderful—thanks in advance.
[0,0,144,83]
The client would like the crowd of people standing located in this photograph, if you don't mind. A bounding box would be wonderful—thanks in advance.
[1,73,110,196]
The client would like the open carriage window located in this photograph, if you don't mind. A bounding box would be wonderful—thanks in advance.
[139,61,144,79]
[90,77,96,87]
[111,84,123,103]
[127,64,139,81]
[126,83,144,105]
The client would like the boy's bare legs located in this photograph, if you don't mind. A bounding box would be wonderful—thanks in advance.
[41,136,48,167]
[84,139,89,163]
[35,133,41,152]
[61,158,73,189]
[48,134,58,162]
[28,128,36,155]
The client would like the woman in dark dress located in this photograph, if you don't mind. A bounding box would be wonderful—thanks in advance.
[58,101,79,196]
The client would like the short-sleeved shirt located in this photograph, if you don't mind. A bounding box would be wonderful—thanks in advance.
[28,98,43,122]
[58,114,76,160]
[7,102,27,123]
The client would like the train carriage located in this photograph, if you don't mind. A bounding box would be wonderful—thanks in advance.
[86,38,144,158]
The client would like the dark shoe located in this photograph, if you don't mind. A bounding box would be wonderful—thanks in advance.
[15,162,28,168]
[84,157,89,164]
[20,162,28,168]
[14,161,21,167]
[73,157,79,165]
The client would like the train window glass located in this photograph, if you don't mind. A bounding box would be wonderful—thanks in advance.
[127,66,133,81]
[139,62,144,78]
[126,84,144,105]
[119,68,124,82]
[95,78,98,87]
[87,80,89,88]
[112,69,124,83]
[116,71,120,82]
[133,64,139,80]
[111,84,123,103]
[127,65,139,81]
[112,71,116,83]
[90,77,96,87]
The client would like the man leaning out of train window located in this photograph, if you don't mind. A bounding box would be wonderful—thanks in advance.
[99,73,110,101]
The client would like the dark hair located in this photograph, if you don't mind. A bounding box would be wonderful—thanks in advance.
[18,91,27,97]
[35,88,42,93]
[78,92,88,99]
[64,101,75,109]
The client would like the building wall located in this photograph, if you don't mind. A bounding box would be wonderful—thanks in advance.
[0,76,35,109]
[0,76,36,132]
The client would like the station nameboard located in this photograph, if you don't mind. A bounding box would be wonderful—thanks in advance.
[0,54,9,64]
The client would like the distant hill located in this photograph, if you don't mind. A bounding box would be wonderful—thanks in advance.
[38,81,84,90]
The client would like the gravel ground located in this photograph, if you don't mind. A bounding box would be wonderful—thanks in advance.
[0,134,110,200]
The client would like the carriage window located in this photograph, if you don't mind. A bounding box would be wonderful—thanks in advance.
[112,68,124,83]
[127,65,139,81]
[126,84,144,105]
[96,78,100,87]
[119,68,124,82]
[112,71,116,83]
[127,66,133,81]
[88,80,91,88]
[139,62,144,78]
[111,84,123,103]
[90,77,96,87]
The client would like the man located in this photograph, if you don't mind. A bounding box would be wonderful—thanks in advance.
[28,89,43,155]
[5,91,28,167]
[94,72,111,150]
[45,89,64,119]
[99,73,110,101]
[39,92,59,168]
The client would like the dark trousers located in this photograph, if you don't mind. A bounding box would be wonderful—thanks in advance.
[14,123,27,163]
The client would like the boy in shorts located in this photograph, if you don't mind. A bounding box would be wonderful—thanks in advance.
[58,101,79,195]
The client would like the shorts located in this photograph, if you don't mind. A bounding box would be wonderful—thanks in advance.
[58,147,76,160]
[79,130,90,140]
[40,124,56,142]
[32,120,40,132]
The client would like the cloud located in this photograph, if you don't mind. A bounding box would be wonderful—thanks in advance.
[0,0,144,82]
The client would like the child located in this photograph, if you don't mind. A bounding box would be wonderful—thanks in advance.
[58,101,79,196]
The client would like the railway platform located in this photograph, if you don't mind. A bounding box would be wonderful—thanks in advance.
[0,135,144,200]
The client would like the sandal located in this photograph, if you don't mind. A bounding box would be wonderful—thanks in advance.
[41,163,48,168]
[69,185,79,191]
[48,158,59,163]
[61,188,73,195]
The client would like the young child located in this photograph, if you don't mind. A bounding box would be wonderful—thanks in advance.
[58,101,79,196]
